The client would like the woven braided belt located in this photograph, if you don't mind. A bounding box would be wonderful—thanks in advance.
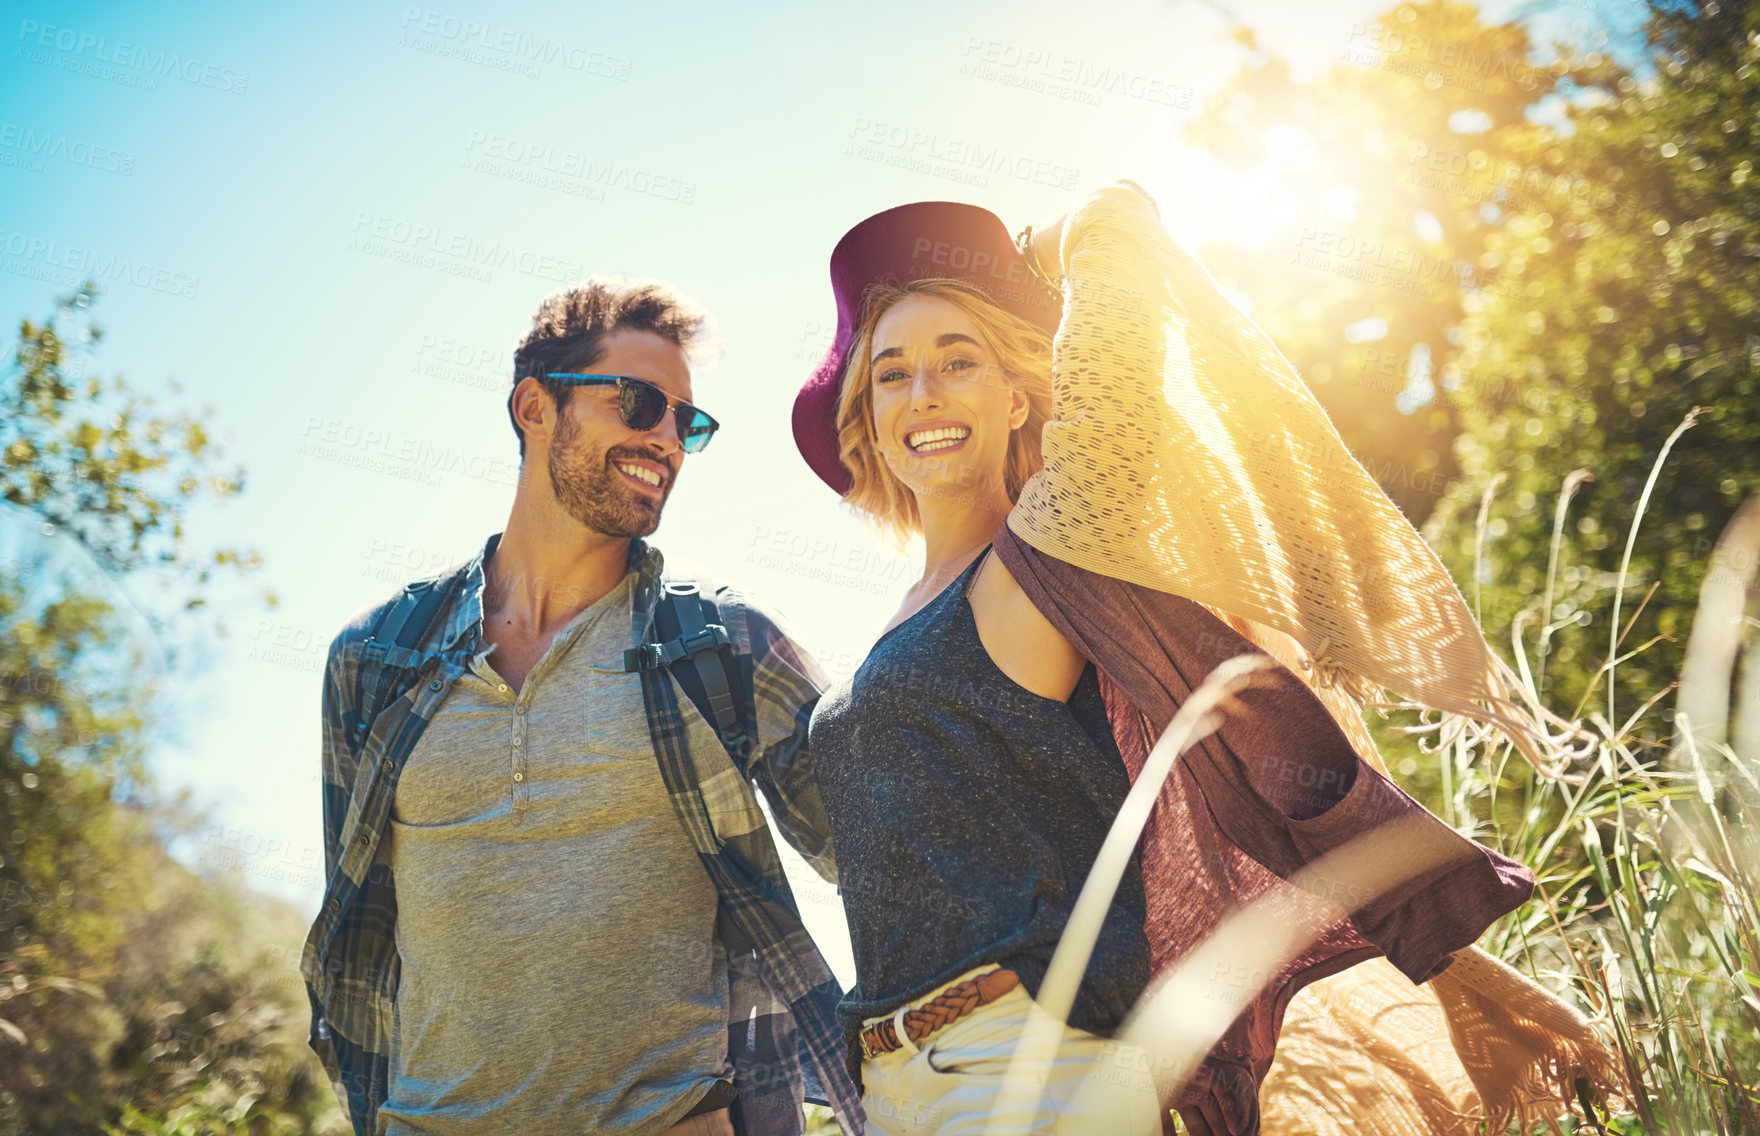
[859,967,1021,1061]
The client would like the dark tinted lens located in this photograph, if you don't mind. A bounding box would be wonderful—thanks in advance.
[617,378,668,431]
[678,409,717,454]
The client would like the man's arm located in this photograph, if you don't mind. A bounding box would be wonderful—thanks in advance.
[302,629,366,1128]
[729,590,838,884]
[317,636,362,884]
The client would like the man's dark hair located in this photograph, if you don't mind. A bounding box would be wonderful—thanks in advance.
[508,276,709,460]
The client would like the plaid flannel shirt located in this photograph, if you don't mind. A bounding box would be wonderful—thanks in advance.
[299,532,865,1136]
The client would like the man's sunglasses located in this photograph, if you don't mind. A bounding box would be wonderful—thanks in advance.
[544,373,720,454]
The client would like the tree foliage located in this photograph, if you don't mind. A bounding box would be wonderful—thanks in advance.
[1,284,268,641]
[1423,0,1760,726]
[0,288,341,1134]
[1186,0,1566,523]
[1185,0,1758,736]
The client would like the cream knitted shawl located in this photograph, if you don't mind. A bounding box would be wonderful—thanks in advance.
[1008,184,1590,773]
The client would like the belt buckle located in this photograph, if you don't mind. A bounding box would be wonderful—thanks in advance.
[860,1023,887,1062]
[861,1001,917,1061]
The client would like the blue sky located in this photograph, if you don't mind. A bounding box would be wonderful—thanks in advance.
[0,0,1649,984]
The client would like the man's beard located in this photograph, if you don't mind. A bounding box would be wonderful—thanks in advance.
[547,408,668,538]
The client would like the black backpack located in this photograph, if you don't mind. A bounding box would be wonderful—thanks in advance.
[621,580,756,761]
[354,573,752,761]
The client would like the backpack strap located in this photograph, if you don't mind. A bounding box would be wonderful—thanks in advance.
[349,575,457,753]
[624,581,754,760]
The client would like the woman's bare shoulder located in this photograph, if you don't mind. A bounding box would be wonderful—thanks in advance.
[967,550,1086,702]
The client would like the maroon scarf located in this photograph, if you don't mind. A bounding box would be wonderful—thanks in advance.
[993,527,1533,1136]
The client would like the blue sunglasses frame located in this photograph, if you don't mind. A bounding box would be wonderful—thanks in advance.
[545,373,720,454]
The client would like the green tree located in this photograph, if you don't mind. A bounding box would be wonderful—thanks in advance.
[1182,0,1757,747]
[1185,0,1566,523]
[0,287,341,1134]
[1423,0,1760,730]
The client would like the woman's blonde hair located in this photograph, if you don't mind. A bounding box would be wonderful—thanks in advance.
[834,278,1055,543]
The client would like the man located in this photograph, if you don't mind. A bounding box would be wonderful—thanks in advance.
[299,278,862,1136]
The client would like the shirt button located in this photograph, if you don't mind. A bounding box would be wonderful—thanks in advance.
[513,737,523,747]
[513,771,524,782]
[428,679,443,692]
[514,706,525,716]
[497,683,508,693]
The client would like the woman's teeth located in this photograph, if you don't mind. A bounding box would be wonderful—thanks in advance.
[617,462,661,487]
[907,427,971,453]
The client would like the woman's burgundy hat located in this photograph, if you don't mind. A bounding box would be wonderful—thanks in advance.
[792,201,1064,496]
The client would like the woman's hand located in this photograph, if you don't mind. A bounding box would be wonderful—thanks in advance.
[1115,178,1159,214]
[1025,212,1066,279]
[1023,181,1156,279]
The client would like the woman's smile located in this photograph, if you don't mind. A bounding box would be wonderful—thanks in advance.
[905,424,973,453]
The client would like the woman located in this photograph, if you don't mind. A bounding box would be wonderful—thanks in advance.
[793,183,1619,1135]
[806,267,1162,1134]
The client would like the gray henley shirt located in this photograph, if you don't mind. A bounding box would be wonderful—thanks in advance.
[378,573,732,1136]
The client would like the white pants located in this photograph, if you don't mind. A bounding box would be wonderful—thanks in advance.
[859,969,1166,1135]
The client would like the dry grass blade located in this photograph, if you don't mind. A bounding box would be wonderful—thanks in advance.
[1474,472,1509,627]
[1607,407,1703,729]
[1537,470,1594,694]
[1673,491,1760,762]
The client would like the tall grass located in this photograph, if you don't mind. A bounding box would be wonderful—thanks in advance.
[1421,411,1760,1134]
[1452,691,1760,1134]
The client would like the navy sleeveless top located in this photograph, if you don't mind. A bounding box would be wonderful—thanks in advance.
[809,550,1151,1050]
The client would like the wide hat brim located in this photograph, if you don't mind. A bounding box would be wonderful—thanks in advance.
[791,201,1064,496]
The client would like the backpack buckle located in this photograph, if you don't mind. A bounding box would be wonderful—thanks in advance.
[622,643,666,672]
[678,625,729,658]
